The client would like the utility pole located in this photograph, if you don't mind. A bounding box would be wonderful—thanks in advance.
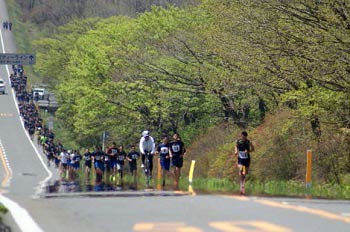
[102,131,109,151]
[102,131,106,152]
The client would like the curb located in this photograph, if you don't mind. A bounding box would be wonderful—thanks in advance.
[41,190,192,199]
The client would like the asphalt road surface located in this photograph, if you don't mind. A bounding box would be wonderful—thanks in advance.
[1,0,350,231]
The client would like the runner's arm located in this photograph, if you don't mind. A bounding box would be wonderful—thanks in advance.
[150,137,155,154]
[169,147,173,158]
[234,141,238,156]
[139,137,145,154]
[127,155,132,162]
[249,142,255,153]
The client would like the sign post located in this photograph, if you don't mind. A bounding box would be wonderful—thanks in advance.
[0,53,36,65]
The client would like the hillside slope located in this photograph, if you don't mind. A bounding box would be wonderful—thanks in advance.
[187,108,350,185]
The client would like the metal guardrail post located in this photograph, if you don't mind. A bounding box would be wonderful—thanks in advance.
[306,150,312,188]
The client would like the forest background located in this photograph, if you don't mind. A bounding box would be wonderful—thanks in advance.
[6,0,350,195]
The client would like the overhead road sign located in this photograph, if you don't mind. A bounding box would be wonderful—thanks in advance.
[0,53,36,65]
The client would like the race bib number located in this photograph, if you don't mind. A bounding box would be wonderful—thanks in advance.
[132,154,138,159]
[104,156,109,161]
[118,156,124,161]
[95,156,100,161]
[160,147,169,154]
[76,157,80,161]
[85,157,90,161]
[172,144,180,153]
[238,151,248,159]
[112,149,118,155]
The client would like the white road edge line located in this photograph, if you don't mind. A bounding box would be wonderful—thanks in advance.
[0,27,51,232]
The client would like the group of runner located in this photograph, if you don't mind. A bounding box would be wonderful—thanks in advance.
[34,120,187,189]
[10,65,42,139]
[38,130,186,189]
[139,131,186,189]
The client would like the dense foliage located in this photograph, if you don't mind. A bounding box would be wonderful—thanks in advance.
[33,0,350,183]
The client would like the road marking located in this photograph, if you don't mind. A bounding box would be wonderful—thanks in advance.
[223,195,350,224]
[0,139,43,232]
[0,27,45,232]
[133,222,202,232]
[0,195,44,232]
[134,221,291,232]
[0,28,5,53]
[255,199,350,223]
[0,139,12,187]
[209,221,292,232]
[223,195,250,201]
[0,113,15,118]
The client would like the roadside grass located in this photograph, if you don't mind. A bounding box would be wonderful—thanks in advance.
[189,178,350,199]
[0,204,8,214]
[49,159,350,199]
[0,204,8,226]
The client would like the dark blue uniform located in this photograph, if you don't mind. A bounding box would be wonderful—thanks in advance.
[117,151,127,170]
[127,151,140,172]
[109,148,119,169]
[71,153,82,169]
[84,151,92,168]
[157,143,171,171]
[170,141,185,168]
[93,150,105,172]
[236,139,251,168]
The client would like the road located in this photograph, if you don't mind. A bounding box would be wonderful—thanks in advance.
[1,0,350,231]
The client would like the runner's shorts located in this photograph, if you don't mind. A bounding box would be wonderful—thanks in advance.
[94,161,105,172]
[110,160,118,169]
[117,163,123,171]
[172,156,183,168]
[104,161,111,170]
[238,157,250,168]
[85,161,92,168]
[160,158,170,171]
[129,163,137,172]
[72,163,80,169]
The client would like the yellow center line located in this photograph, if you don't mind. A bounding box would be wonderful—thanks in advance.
[209,221,292,232]
[133,222,203,232]
[255,199,350,224]
[0,113,14,117]
[222,195,250,201]
[0,144,12,188]
[223,195,350,224]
